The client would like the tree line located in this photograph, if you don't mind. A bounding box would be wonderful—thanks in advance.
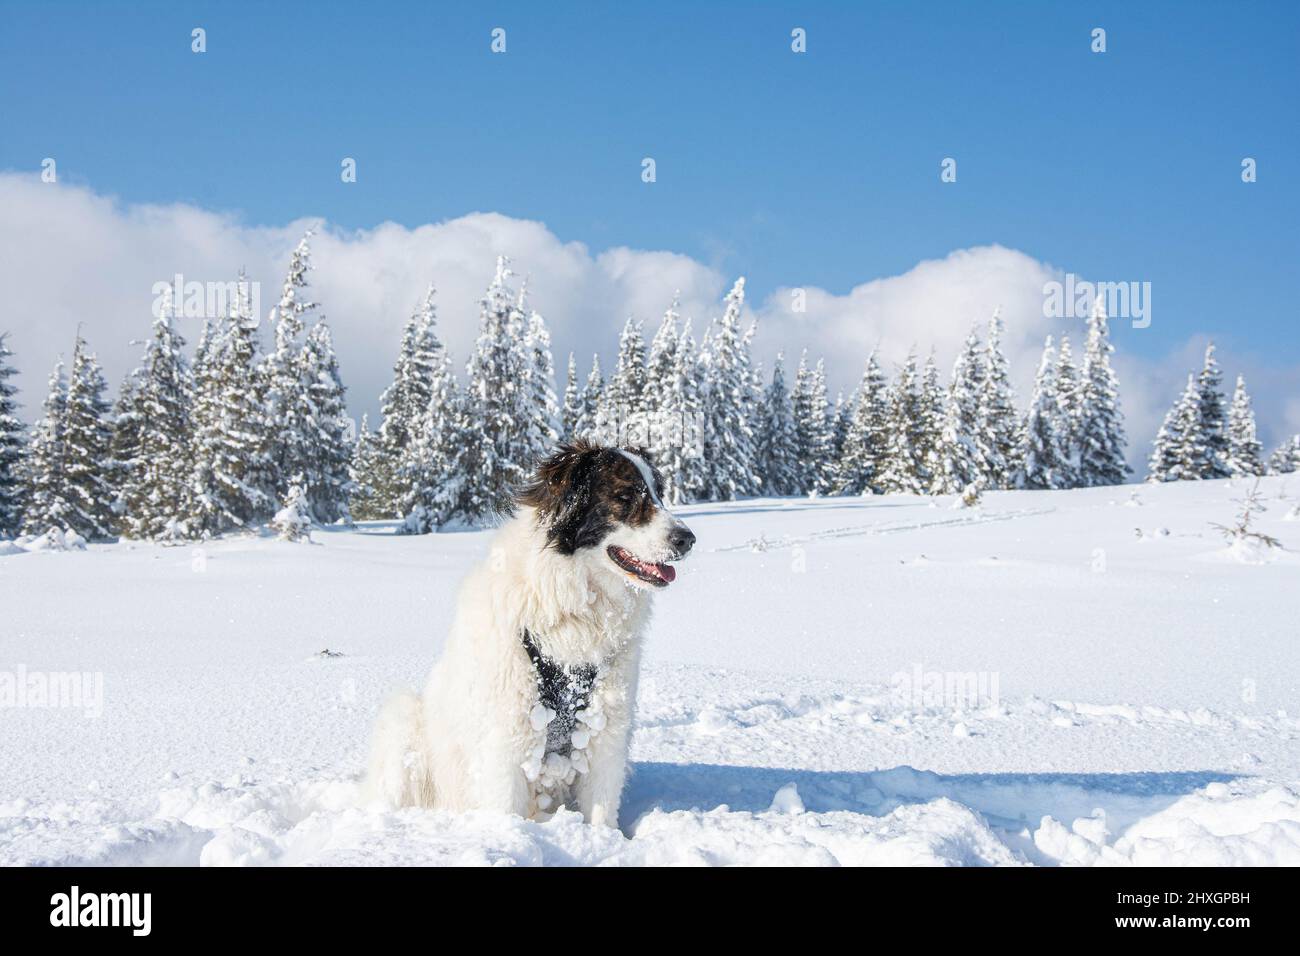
[1,236,1297,542]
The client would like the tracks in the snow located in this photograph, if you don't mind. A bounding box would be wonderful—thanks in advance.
[716,507,1057,553]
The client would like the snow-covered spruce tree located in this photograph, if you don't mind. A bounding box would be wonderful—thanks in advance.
[837,351,890,495]
[1226,375,1263,478]
[184,311,228,537]
[930,327,986,495]
[790,351,834,496]
[1267,435,1300,474]
[1146,374,1204,482]
[120,288,193,539]
[106,371,143,529]
[978,310,1020,488]
[599,317,648,444]
[522,307,560,465]
[185,275,275,535]
[575,354,604,441]
[879,350,927,495]
[373,285,445,516]
[299,320,353,524]
[58,335,115,540]
[272,474,312,542]
[644,297,680,419]
[261,232,318,499]
[754,352,800,497]
[830,390,852,469]
[916,351,945,493]
[1052,335,1082,487]
[457,256,534,522]
[699,278,760,501]
[21,359,69,536]
[657,319,708,504]
[348,415,386,520]
[1075,299,1129,486]
[1193,342,1230,480]
[0,333,25,536]
[1017,336,1071,490]
[560,353,582,442]
[398,345,461,533]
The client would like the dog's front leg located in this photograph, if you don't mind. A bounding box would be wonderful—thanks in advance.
[574,661,637,828]
[474,731,532,818]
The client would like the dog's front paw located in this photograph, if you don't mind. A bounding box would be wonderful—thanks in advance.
[587,804,619,828]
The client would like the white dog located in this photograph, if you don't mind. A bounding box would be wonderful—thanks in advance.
[365,441,695,827]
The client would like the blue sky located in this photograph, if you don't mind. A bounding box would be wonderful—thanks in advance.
[1,0,1297,451]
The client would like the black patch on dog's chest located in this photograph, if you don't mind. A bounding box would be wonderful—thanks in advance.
[522,629,597,757]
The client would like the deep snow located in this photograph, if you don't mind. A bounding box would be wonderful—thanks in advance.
[2,476,1298,866]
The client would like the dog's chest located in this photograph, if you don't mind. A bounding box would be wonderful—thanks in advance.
[520,630,609,804]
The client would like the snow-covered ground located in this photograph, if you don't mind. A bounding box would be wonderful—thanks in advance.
[2,476,1298,866]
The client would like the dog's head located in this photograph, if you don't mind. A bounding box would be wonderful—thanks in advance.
[518,440,696,590]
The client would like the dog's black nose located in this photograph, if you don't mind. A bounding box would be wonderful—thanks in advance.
[669,526,696,557]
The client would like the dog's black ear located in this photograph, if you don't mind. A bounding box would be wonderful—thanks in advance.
[518,440,601,553]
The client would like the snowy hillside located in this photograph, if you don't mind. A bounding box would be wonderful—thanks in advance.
[2,476,1298,866]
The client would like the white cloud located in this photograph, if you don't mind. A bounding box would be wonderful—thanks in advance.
[0,173,1294,473]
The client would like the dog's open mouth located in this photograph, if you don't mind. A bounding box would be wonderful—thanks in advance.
[607,545,677,587]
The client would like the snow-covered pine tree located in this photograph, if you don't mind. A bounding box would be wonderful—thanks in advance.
[522,307,560,465]
[879,350,927,495]
[789,351,835,496]
[374,285,445,516]
[830,390,852,470]
[1193,342,1230,480]
[754,352,800,497]
[916,351,945,493]
[299,320,353,524]
[0,334,25,536]
[837,351,890,495]
[930,327,986,495]
[58,334,115,540]
[186,273,275,534]
[106,371,143,530]
[978,310,1020,488]
[560,353,582,442]
[120,288,193,539]
[273,475,312,542]
[657,319,707,504]
[699,278,760,500]
[262,232,318,498]
[1052,335,1082,487]
[1226,375,1263,478]
[1076,298,1129,487]
[576,354,604,441]
[184,310,229,537]
[1017,336,1071,490]
[645,297,680,417]
[600,317,648,445]
[457,256,534,521]
[1267,435,1300,474]
[348,415,385,520]
[398,344,461,533]
[1146,374,1203,482]
[21,359,69,536]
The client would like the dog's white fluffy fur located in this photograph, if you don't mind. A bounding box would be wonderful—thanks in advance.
[365,485,684,827]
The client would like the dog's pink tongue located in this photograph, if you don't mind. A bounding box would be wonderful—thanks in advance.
[655,563,676,583]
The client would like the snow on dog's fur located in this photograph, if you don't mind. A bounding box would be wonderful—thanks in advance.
[365,440,695,826]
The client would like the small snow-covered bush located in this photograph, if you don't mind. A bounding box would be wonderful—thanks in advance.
[17,527,88,552]
[273,479,314,542]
